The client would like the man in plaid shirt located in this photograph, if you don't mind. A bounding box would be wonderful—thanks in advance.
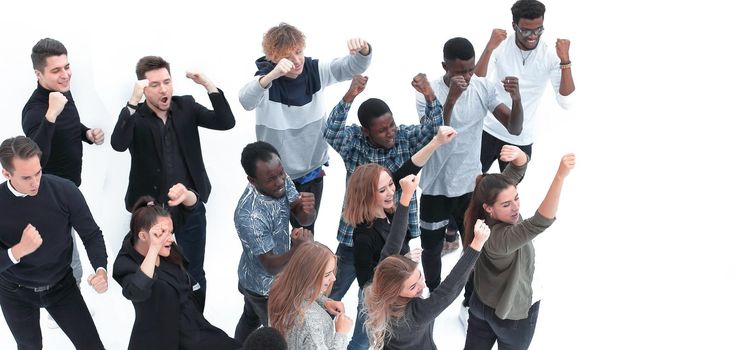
[323,74,442,307]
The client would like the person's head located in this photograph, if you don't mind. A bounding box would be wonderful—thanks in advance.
[442,37,476,84]
[241,142,286,198]
[263,23,306,79]
[364,255,424,349]
[343,163,395,227]
[511,0,546,50]
[243,326,288,350]
[268,242,337,337]
[129,196,176,258]
[135,56,172,114]
[463,173,519,245]
[31,38,71,92]
[358,98,396,149]
[0,136,43,196]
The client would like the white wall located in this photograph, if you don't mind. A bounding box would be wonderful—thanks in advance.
[1,0,734,348]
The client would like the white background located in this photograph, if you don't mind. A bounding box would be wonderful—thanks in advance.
[1,0,735,349]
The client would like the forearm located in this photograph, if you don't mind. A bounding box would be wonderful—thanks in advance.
[559,68,575,96]
[239,78,267,111]
[475,46,494,78]
[139,248,159,278]
[411,138,442,168]
[380,204,409,260]
[507,98,523,135]
[259,250,295,275]
[537,174,565,219]
[443,99,457,126]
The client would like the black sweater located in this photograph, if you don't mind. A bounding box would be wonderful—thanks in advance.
[0,175,107,287]
[22,84,92,186]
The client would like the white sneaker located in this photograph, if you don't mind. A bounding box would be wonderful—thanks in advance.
[459,305,469,332]
[47,313,59,329]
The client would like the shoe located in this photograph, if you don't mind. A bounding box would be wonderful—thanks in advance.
[47,313,59,329]
[441,239,460,257]
[459,305,469,332]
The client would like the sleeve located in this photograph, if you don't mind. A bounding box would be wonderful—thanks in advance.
[299,309,349,350]
[353,228,376,287]
[110,106,137,152]
[486,211,555,255]
[414,91,427,119]
[500,160,528,185]
[239,77,268,111]
[404,98,443,154]
[235,204,276,257]
[0,249,17,274]
[22,101,56,167]
[321,50,373,86]
[112,249,156,302]
[323,100,360,159]
[379,204,410,262]
[391,158,422,185]
[65,183,108,271]
[410,248,481,321]
[285,177,300,205]
[193,90,236,130]
[79,123,92,145]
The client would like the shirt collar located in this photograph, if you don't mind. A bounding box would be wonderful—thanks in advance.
[7,181,27,197]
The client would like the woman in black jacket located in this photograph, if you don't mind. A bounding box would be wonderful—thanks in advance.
[112,183,241,350]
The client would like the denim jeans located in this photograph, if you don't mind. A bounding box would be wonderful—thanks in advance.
[347,289,369,350]
[463,293,540,350]
[175,202,207,312]
[329,243,356,301]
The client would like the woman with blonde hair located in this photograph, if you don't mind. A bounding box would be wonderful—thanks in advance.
[268,241,352,349]
[462,148,575,350]
[362,173,492,350]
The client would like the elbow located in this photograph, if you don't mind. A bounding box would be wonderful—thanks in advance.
[509,126,523,136]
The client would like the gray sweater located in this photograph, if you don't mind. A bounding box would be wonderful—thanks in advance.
[474,161,556,320]
[285,296,349,350]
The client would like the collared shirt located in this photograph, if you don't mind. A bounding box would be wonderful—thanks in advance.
[234,176,299,295]
[323,98,442,246]
[154,116,194,200]
[483,33,573,145]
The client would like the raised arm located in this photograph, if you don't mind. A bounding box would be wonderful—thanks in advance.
[379,175,417,261]
[490,76,523,135]
[185,71,236,130]
[111,80,148,151]
[475,29,507,78]
[21,92,68,166]
[443,76,468,125]
[290,192,316,227]
[538,153,575,219]
[323,75,368,155]
[555,39,575,97]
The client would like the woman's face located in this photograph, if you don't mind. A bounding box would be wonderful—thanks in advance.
[399,267,425,298]
[321,257,337,293]
[373,170,395,212]
[487,185,520,224]
[146,216,175,257]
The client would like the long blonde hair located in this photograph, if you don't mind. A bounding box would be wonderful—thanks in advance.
[363,255,417,350]
[343,163,394,227]
[268,242,336,337]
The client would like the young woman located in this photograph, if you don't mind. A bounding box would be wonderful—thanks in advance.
[267,242,353,350]
[340,126,456,348]
[462,149,576,350]
[362,172,492,350]
[112,184,241,350]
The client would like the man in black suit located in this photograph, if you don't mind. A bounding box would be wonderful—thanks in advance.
[111,56,236,311]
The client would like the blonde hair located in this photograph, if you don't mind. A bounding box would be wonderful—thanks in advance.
[363,255,417,350]
[262,22,306,62]
[343,163,394,227]
[268,242,336,337]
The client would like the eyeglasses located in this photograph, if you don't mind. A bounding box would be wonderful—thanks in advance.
[514,25,544,38]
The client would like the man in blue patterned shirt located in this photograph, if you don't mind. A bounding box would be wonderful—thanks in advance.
[322,74,442,305]
[233,141,316,343]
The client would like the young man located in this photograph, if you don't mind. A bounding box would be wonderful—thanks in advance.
[239,22,373,233]
[415,37,523,322]
[0,136,108,349]
[234,141,335,343]
[21,38,105,303]
[322,74,442,349]
[111,56,236,312]
[476,0,576,173]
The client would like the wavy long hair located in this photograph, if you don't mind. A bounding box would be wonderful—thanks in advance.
[268,242,336,337]
[343,163,394,227]
[463,173,517,247]
[363,255,417,350]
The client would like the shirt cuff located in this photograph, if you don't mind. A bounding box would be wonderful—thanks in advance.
[95,267,107,274]
[7,249,19,264]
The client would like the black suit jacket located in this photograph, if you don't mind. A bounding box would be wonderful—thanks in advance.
[111,89,235,211]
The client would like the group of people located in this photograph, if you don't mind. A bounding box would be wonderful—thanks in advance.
[0,0,577,349]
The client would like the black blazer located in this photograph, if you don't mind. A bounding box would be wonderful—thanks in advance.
[111,89,235,211]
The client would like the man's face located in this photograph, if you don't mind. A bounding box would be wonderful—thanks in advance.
[514,17,545,50]
[2,156,42,196]
[362,113,397,149]
[35,55,72,92]
[249,155,287,198]
[143,68,173,114]
[278,46,305,79]
[442,58,476,84]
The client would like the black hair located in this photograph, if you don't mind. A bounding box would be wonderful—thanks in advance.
[511,0,546,23]
[129,196,185,267]
[357,98,392,128]
[31,38,67,71]
[243,326,288,350]
[241,141,280,178]
[135,56,171,80]
[443,37,475,61]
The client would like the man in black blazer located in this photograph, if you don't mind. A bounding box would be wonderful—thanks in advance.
[111,56,236,311]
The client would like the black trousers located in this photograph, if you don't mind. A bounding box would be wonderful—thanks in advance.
[233,285,269,344]
[290,176,323,234]
[176,202,208,312]
[480,131,533,174]
[0,270,103,350]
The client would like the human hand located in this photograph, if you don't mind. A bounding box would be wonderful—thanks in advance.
[335,312,354,334]
[297,192,316,216]
[399,174,418,196]
[404,247,422,263]
[557,153,576,179]
[12,224,43,260]
[501,76,520,101]
[499,145,525,163]
[470,219,490,250]
[291,227,314,246]
[86,128,104,145]
[347,37,370,55]
[447,76,468,103]
[434,125,457,145]
[270,58,295,80]
[323,299,345,316]
[411,73,434,100]
[556,39,571,63]
[487,28,507,50]
[345,75,368,102]
[87,269,109,294]
[129,79,149,105]
[167,183,196,207]
[46,92,68,123]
